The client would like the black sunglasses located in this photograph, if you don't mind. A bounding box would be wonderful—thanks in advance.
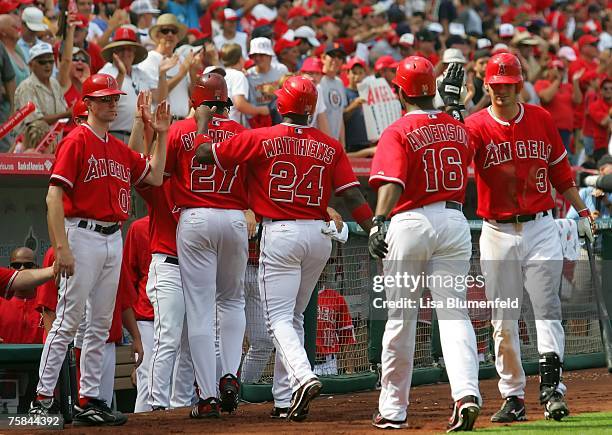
[73,56,88,63]
[10,261,36,269]
[94,95,121,103]
[159,27,178,35]
[36,59,55,65]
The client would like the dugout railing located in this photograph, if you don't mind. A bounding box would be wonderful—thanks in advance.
[241,218,612,402]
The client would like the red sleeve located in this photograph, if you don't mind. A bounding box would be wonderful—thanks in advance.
[547,113,575,193]
[50,137,81,189]
[588,99,609,124]
[465,115,484,156]
[332,149,360,194]
[336,294,356,345]
[36,248,58,312]
[534,80,551,94]
[164,127,179,175]
[128,148,150,186]
[369,127,408,190]
[120,224,141,308]
[205,130,259,170]
[0,267,18,300]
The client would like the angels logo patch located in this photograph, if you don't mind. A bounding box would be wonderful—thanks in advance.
[328,89,342,108]
[498,63,506,75]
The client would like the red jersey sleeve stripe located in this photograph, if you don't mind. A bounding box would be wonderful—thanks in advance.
[369,174,406,189]
[212,144,225,171]
[50,174,74,189]
[335,181,361,194]
[4,270,17,299]
[550,150,567,166]
[134,160,150,185]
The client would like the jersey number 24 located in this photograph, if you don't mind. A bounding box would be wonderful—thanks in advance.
[269,161,324,206]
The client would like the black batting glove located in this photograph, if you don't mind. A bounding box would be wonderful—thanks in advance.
[438,62,465,108]
[368,215,388,259]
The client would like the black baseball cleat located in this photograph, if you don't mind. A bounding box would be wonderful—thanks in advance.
[151,405,166,411]
[219,373,240,413]
[490,396,527,423]
[28,398,60,416]
[544,391,570,421]
[372,411,408,429]
[73,398,128,426]
[447,395,480,432]
[190,397,221,419]
[287,377,322,422]
[270,407,289,419]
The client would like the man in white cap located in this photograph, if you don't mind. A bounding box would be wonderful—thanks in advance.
[15,42,70,126]
[18,7,48,63]
[213,9,248,60]
[398,33,415,58]
[294,25,319,68]
[434,48,468,110]
[130,0,160,50]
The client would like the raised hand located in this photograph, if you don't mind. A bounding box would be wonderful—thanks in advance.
[160,54,179,75]
[113,52,127,76]
[152,100,171,133]
[438,62,464,108]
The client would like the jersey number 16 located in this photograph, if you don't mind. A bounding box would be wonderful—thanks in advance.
[422,148,464,192]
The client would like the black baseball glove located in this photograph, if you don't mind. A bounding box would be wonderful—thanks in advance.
[368,215,388,259]
[438,62,465,108]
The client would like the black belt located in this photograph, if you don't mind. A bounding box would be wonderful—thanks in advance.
[163,256,179,265]
[78,220,121,235]
[445,201,463,212]
[493,210,549,224]
[271,219,296,222]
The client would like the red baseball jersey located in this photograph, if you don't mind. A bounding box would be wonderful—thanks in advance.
[0,295,44,344]
[166,116,248,210]
[316,288,356,355]
[0,267,17,300]
[136,181,180,256]
[35,248,57,312]
[369,110,472,215]
[465,103,575,220]
[50,124,150,222]
[207,123,360,219]
[119,217,153,321]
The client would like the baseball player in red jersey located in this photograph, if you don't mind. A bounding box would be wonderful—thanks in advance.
[0,265,55,300]
[367,56,481,432]
[194,75,374,421]
[165,72,252,418]
[465,53,594,423]
[30,73,170,426]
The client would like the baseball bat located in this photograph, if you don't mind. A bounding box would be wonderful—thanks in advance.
[584,236,612,372]
[0,102,35,140]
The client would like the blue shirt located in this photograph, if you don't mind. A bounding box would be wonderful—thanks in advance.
[163,0,203,29]
[17,37,42,63]
[344,87,370,152]
[566,186,612,220]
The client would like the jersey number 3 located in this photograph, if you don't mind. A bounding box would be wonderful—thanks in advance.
[269,161,324,205]
[422,148,464,192]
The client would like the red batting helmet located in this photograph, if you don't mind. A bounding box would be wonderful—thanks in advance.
[191,72,231,107]
[73,100,88,119]
[392,56,436,98]
[485,53,523,85]
[82,74,126,99]
[274,75,318,116]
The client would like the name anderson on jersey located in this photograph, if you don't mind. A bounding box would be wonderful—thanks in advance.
[406,123,468,152]
[262,136,336,164]
[483,140,553,169]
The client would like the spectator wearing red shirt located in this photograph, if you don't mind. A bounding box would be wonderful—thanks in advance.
[0,247,44,344]
[585,79,612,162]
[314,287,356,376]
[535,59,583,162]
[569,35,600,82]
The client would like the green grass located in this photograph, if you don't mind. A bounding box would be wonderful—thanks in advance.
[474,412,612,434]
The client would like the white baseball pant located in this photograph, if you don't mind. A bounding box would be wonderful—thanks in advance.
[170,324,196,408]
[177,208,247,400]
[241,264,275,383]
[134,320,153,412]
[480,212,566,399]
[259,220,332,408]
[378,203,481,422]
[37,218,122,400]
[146,254,192,408]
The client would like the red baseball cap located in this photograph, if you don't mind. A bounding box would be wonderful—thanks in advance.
[578,34,599,50]
[300,57,323,73]
[374,55,398,72]
[288,6,312,20]
[360,6,373,17]
[274,38,300,55]
[0,0,19,14]
[345,56,366,71]
[315,16,337,26]
[547,59,565,69]
[74,13,90,29]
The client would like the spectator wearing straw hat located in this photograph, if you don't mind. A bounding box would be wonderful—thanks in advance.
[18,7,47,63]
[511,30,541,82]
[139,13,193,120]
[130,0,161,50]
[99,26,157,141]
[15,42,70,126]
[213,8,248,59]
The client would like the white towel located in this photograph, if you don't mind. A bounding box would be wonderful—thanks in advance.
[555,219,580,261]
[322,220,349,244]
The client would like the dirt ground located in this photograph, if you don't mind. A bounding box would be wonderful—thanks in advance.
[49,368,611,434]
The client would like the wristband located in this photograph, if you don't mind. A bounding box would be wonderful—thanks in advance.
[578,208,591,218]
[351,203,374,224]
